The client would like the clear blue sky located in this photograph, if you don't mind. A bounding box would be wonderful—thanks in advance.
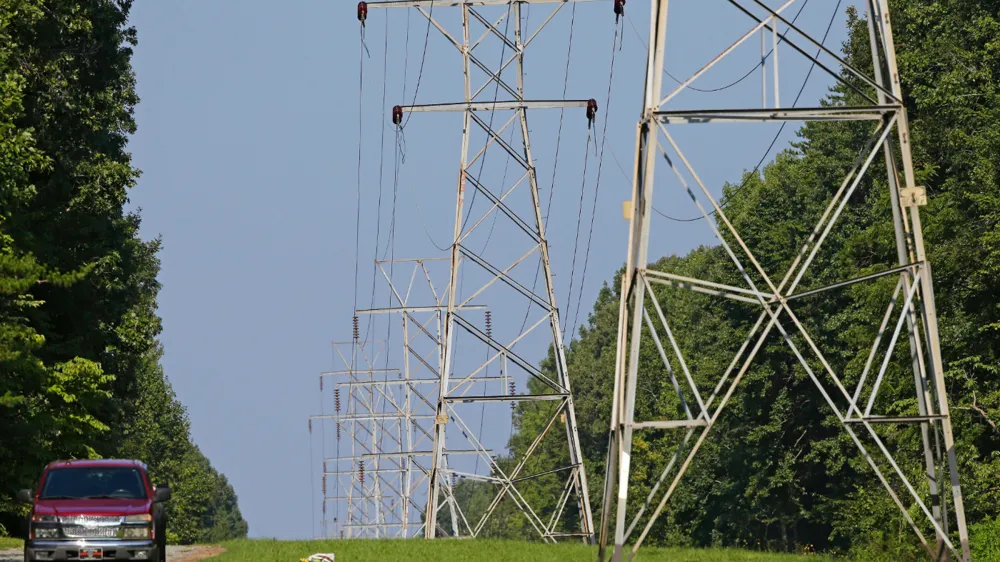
[127,0,861,539]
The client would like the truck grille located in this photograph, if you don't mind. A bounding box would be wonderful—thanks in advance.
[59,515,122,526]
[62,526,120,538]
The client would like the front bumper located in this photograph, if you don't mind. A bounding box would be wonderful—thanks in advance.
[26,539,158,561]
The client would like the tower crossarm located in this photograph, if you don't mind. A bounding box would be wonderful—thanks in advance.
[365,0,603,8]
[398,100,594,113]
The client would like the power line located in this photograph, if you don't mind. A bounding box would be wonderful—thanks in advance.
[471,126,518,473]
[463,9,519,474]
[364,13,393,344]
[383,119,400,381]
[458,8,514,236]
[354,27,366,363]
[382,7,407,499]
[624,0,811,94]
[401,0,434,130]
[544,3,577,227]
[654,0,841,223]
[517,3,578,338]
[653,125,784,222]
[310,407,317,537]
[570,25,621,340]
[563,131,594,341]
[383,24,401,464]
[319,359,329,537]
[353,12,400,533]
[478,126,517,253]
[410,180,450,251]
[396,7,448,254]
[665,64,760,94]
[451,11,516,449]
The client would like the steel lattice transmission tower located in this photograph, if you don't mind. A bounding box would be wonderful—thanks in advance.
[358,257,495,538]
[310,262,488,539]
[363,0,601,542]
[600,1,972,561]
[311,340,423,538]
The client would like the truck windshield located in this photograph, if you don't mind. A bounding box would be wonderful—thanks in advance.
[40,467,147,500]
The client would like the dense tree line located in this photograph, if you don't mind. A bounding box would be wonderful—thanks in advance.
[0,0,247,543]
[465,0,1000,559]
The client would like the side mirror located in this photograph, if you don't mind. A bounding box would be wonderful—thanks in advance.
[154,486,171,503]
[16,489,33,504]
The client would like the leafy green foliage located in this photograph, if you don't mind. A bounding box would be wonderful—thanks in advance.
[0,0,246,543]
[495,0,1000,557]
[969,516,1000,562]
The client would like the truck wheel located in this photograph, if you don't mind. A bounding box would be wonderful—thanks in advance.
[24,547,35,562]
[153,507,167,562]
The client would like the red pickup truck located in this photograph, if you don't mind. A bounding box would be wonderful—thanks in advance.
[17,459,171,561]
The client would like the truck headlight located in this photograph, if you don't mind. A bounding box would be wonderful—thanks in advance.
[31,514,57,522]
[125,514,152,523]
[123,526,151,539]
[34,527,59,539]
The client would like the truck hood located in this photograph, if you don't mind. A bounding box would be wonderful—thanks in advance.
[33,499,152,518]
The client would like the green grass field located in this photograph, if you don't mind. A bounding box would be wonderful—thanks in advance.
[215,539,833,561]
[0,537,22,549]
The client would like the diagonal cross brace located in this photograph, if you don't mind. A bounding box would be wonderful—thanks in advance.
[633,125,964,559]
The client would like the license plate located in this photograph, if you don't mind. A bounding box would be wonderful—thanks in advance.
[80,547,104,559]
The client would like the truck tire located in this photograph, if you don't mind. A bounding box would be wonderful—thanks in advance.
[24,546,35,562]
[153,507,167,562]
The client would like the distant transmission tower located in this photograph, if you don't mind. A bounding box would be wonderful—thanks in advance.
[311,340,428,538]
[358,257,494,537]
[601,1,971,561]
[362,0,600,541]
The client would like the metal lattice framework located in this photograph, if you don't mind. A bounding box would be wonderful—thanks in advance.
[310,266,488,539]
[358,257,495,537]
[600,1,972,561]
[311,341,418,538]
[364,0,600,542]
